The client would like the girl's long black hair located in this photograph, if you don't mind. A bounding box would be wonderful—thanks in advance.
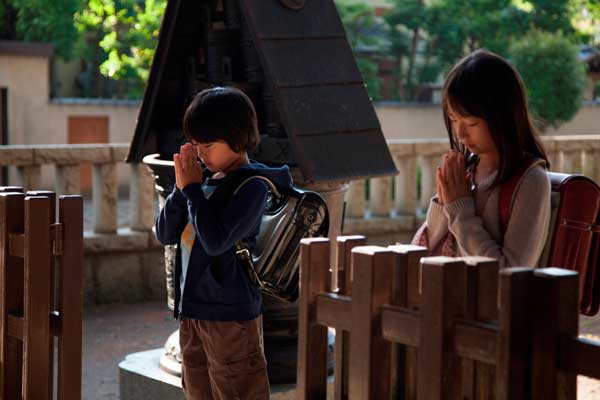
[442,49,549,184]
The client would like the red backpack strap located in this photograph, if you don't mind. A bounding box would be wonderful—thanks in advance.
[498,159,540,234]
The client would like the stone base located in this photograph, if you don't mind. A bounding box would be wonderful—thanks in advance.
[119,348,333,400]
[119,349,184,400]
[83,229,166,306]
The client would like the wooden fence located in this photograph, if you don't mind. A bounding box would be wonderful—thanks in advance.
[297,236,600,399]
[0,187,83,400]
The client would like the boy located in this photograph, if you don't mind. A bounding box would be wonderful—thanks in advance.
[155,86,293,399]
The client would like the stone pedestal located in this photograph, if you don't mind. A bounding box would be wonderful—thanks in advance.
[119,349,184,400]
[119,347,334,400]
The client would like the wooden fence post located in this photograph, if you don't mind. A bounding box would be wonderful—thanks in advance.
[388,244,427,400]
[0,192,25,399]
[497,267,534,400]
[297,237,331,400]
[27,191,57,400]
[57,195,83,400]
[531,268,579,399]
[349,246,394,400]
[334,236,366,400]
[417,257,468,400]
[462,257,499,400]
[23,195,52,399]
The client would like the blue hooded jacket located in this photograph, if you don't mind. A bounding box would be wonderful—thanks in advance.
[155,161,294,321]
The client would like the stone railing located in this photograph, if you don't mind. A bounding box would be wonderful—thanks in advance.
[0,144,163,304]
[2,137,599,247]
[343,135,600,244]
[0,144,157,251]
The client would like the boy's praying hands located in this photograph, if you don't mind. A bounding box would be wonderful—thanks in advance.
[174,143,203,190]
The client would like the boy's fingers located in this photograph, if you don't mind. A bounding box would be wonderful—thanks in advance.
[182,148,193,170]
[174,153,184,172]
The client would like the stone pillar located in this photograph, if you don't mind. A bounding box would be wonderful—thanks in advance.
[129,163,156,231]
[17,165,41,191]
[370,177,392,218]
[582,150,594,179]
[344,180,366,219]
[395,155,417,215]
[93,163,118,233]
[419,156,437,210]
[593,150,600,184]
[56,164,81,195]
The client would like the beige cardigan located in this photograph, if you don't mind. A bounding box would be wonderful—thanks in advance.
[413,164,551,269]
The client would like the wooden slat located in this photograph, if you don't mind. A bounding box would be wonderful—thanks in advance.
[336,235,366,296]
[0,186,24,193]
[388,245,427,308]
[297,238,330,399]
[496,268,533,400]
[27,190,57,400]
[8,233,24,258]
[531,268,579,400]
[389,244,425,400]
[7,312,61,341]
[334,235,364,400]
[559,337,600,379]
[496,268,534,400]
[7,314,23,340]
[0,192,25,399]
[57,195,83,400]
[315,293,351,331]
[463,256,499,400]
[51,223,63,256]
[380,306,419,347]
[348,246,394,400]
[454,321,498,364]
[23,196,52,400]
[417,257,467,400]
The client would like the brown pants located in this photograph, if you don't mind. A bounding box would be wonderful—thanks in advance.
[179,316,270,400]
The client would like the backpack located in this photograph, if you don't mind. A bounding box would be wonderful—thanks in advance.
[499,160,600,316]
[231,174,329,303]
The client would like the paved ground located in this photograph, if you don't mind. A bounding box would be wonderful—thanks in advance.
[83,301,178,399]
[83,301,600,400]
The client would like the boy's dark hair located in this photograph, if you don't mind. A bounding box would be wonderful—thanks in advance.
[442,49,549,185]
[183,86,259,153]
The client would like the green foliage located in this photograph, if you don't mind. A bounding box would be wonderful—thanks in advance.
[528,0,574,34]
[383,0,532,100]
[381,0,584,101]
[335,1,383,101]
[570,0,600,45]
[510,30,586,130]
[0,0,80,59]
[356,57,381,101]
[75,0,165,98]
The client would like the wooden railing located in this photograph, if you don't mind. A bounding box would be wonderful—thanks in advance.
[346,135,600,221]
[297,236,600,399]
[0,143,155,234]
[0,188,83,399]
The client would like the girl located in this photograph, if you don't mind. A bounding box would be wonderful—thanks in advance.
[413,49,551,269]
